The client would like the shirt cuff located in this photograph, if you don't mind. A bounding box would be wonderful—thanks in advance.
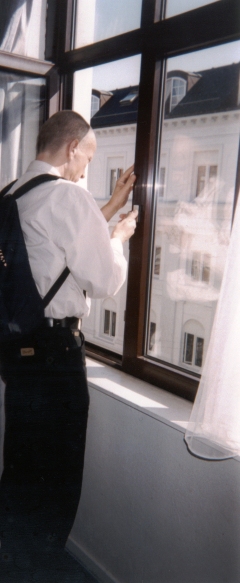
[110,237,124,255]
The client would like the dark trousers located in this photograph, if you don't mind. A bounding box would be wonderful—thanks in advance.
[0,326,89,581]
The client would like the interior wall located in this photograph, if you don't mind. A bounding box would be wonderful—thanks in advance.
[68,382,240,583]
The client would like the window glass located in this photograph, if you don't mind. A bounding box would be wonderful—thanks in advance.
[165,0,219,19]
[146,41,240,374]
[0,72,46,189]
[0,0,47,59]
[75,0,142,48]
[73,56,141,354]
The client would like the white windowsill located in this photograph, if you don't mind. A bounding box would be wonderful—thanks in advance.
[86,357,192,434]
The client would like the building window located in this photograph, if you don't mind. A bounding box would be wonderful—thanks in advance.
[191,252,211,283]
[91,94,100,118]
[159,167,166,197]
[196,164,218,197]
[110,168,123,196]
[166,77,187,112]
[183,333,204,368]
[154,247,161,276]
[120,90,138,105]
[104,310,116,337]
[149,322,156,351]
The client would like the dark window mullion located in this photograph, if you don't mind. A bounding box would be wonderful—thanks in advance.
[122,54,164,365]
[59,0,240,73]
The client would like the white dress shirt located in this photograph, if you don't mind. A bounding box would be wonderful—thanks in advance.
[11,161,127,319]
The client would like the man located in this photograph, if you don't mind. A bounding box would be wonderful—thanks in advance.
[0,110,137,582]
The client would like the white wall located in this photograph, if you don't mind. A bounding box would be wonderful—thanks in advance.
[67,361,240,583]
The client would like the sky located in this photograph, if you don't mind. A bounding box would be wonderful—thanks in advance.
[90,0,240,92]
[92,40,240,92]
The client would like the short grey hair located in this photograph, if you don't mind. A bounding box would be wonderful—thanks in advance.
[36,110,91,155]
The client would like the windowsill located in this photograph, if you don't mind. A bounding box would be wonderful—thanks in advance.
[86,357,192,434]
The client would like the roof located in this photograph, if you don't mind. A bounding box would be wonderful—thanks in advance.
[168,63,240,118]
[91,85,138,128]
[91,63,240,129]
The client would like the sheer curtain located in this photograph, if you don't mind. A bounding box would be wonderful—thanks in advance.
[0,72,46,189]
[0,0,47,59]
[185,189,240,460]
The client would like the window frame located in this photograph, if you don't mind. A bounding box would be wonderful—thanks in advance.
[56,0,240,402]
[1,0,240,402]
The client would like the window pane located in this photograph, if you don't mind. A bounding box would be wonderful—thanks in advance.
[111,312,116,337]
[75,0,142,48]
[195,337,204,367]
[146,42,240,374]
[0,72,46,189]
[0,0,47,59]
[73,57,140,354]
[183,333,194,364]
[165,0,219,19]
[104,310,110,334]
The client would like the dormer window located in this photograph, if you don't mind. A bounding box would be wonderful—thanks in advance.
[91,94,100,118]
[120,90,138,105]
[166,76,187,112]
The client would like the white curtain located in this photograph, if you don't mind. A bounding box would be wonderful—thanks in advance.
[0,0,47,59]
[0,73,46,189]
[185,188,240,460]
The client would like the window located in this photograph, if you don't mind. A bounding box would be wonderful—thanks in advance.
[154,247,161,276]
[120,90,138,105]
[182,320,205,370]
[74,0,143,47]
[3,0,238,401]
[183,333,204,368]
[110,168,123,197]
[159,168,166,198]
[196,165,218,197]
[191,253,211,283]
[149,322,156,351]
[165,0,220,19]
[165,76,187,113]
[91,94,100,118]
[104,310,116,337]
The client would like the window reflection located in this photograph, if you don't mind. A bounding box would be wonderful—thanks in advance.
[147,44,240,373]
[73,57,140,354]
[75,0,142,48]
[0,72,46,188]
[165,0,219,19]
[0,0,47,59]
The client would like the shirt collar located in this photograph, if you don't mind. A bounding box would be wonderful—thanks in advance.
[26,160,62,177]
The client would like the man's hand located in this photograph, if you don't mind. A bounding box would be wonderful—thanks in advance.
[111,209,138,244]
[101,165,136,222]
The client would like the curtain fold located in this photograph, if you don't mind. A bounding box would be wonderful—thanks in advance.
[185,189,240,459]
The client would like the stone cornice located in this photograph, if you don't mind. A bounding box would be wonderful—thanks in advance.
[94,125,136,137]
[164,110,240,129]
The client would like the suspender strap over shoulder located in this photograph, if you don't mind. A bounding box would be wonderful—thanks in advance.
[2,173,70,309]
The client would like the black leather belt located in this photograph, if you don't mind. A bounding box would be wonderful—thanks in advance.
[43,317,81,330]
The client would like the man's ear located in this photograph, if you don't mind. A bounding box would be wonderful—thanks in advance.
[67,139,79,159]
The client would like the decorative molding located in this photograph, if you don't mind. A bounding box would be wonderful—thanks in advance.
[95,125,136,137]
[0,50,53,76]
[163,111,240,129]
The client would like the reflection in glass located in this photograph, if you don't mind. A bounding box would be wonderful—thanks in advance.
[75,0,142,48]
[73,57,140,354]
[0,0,47,59]
[165,0,219,19]
[147,43,240,374]
[0,72,46,189]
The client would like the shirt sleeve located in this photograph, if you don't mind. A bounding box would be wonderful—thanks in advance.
[50,182,127,299]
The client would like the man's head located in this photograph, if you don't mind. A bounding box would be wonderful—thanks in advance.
[36,110,96,182]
